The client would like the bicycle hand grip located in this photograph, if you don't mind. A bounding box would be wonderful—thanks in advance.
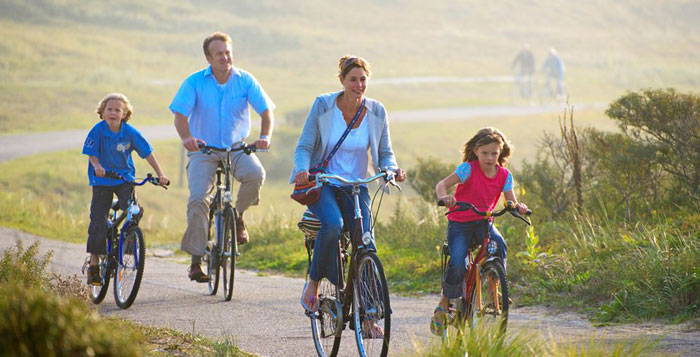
[437,200,446,207]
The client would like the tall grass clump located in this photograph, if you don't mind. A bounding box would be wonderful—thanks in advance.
[410,320,658,356]
[0,241,144,356]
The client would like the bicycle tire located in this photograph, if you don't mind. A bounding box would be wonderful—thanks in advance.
[89,255,111,304]
[353,252,391,357]
[114,226,145,309]
[310,239,345,357]
[222,207,237,301]
[206,206,220,295]
[467,260,509,333]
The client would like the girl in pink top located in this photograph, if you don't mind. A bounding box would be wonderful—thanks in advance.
[430,127,529,335]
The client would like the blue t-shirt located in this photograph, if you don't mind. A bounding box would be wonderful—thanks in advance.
[82,121,153,186]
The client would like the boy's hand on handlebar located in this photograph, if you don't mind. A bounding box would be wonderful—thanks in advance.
[94,165,106,177]
[183,137,206,152]
[158,175,170,186]
[294,170,310,185]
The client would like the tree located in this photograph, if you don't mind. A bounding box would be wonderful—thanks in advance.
[586,129,664,221]
[606,88,700,196]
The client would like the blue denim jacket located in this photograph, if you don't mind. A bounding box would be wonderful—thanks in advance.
[289,91,399,183]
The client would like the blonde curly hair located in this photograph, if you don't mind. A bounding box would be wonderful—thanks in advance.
[95,93,133,123]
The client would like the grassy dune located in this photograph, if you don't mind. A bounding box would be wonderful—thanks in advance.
[1,0,699,133]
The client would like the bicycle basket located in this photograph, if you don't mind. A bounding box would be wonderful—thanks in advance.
[297,209,321,240]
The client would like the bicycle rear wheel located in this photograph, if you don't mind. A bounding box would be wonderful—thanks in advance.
[310,277,343,357]
[205,207,220,295]
[222,207,237,301]
[353,252,390,357]
[90,255,111,304]
[114,226,145,309]
[467,260,509,333]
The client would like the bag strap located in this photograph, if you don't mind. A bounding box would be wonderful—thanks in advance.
[320,97,366,168]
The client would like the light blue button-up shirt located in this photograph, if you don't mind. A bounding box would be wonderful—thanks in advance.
[169,65,275,149]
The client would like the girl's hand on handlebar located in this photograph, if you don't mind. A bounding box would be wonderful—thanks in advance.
[294,170,310,185]
[516,202,529,215]
[438,195,456,208]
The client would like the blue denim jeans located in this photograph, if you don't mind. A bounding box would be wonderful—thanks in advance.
[307,184,373,285]
[443,220,507,299]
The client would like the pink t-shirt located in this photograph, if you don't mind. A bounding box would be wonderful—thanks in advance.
[448,160,512,222]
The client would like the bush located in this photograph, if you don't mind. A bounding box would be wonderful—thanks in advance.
[0,240,52,289]
[408,157,454,203]
[0,283,142,356]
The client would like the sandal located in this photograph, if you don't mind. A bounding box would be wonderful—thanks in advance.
[362,320,384,339]
[430,306,449,336]
[301,281,319,312]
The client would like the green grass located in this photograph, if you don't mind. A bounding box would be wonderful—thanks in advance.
[1,0,700,133]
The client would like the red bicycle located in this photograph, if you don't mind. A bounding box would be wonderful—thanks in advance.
[437,200,531,335]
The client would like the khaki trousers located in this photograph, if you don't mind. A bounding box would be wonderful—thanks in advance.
[180,150,265,256]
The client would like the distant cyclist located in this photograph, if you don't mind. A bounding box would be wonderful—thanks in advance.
[541,47,566,100]
[82,93,169,285]
[511,44,535,101]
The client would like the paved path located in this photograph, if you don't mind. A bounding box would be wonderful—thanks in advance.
[0,103,605,163]
[2,227,700,356]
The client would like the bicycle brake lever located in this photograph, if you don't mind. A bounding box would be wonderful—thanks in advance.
[509,210,531,225]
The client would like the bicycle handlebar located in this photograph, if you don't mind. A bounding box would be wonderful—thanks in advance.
[438,200,531,225]
[197,142,267,155]
[104,171,169,189]
[309,171,402,191]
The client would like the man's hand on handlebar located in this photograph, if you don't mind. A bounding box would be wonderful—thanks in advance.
[252,138,270,151]
[183,137,206,152]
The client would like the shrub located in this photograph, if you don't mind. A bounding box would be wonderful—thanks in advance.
[0,240,52,289]
[0,283,142,356]
[408,157,454,203]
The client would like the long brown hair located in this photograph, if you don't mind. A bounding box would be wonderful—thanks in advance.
[461,127,513,166]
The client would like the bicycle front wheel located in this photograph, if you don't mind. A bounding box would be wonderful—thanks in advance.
[222,207,237,301]
[468,260,509,333]
[114,226,145,309]
[205,208,220,295]
[90,255,111,304]
[353,252,390,357]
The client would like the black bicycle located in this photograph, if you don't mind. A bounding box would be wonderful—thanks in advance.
[198,142,265,301]
[437,200,530,335]
[302,171,400,357]
[86,172,167,309]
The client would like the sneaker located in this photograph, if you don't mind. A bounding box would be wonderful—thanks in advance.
[236,214,249,245]
[88,265,102,286]
[188,264,210,283]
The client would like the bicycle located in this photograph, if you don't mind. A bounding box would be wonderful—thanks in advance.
[85,172,168,309]
[436,200,531,336]
[198,142,266,301]
[302,171,401,357]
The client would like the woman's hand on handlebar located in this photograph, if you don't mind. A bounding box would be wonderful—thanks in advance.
[294,170,310,185]
[394,168,406,182]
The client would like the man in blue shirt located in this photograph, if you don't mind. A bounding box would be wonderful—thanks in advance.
[170,32,276,282]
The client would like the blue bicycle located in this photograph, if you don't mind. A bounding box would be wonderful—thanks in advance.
[85,172,167,309]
